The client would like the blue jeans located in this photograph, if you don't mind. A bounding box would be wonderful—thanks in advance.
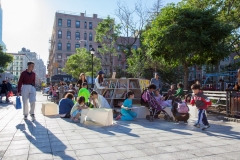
[121,109,137,121]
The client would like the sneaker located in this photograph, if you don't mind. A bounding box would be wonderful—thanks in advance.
[193,123,200,128]
[30,114,35,121]
[115,114,121,120]
[24,116,28,120]
[184,121,188,124]
[202,125,210,131]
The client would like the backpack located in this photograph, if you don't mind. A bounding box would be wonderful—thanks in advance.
[141,90,148,105]
[177,102,188,113]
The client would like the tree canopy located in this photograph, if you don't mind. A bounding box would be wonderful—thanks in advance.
[62,48,101,78]
[0,46,13,73]
[143,3,233,88]
[95,16,120,74]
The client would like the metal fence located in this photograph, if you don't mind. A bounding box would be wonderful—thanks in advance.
[226,90,240,118]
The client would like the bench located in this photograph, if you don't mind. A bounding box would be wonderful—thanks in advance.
[203,91,227,118]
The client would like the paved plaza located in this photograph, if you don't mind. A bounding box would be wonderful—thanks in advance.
[0,92,240,160]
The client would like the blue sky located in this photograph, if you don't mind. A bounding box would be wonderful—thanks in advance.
[2,0,181,66]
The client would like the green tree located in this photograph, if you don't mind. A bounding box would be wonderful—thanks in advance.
[95,16,120,75]
[62,48,101,78]
[143,4,233,89]
[0,46,13,73]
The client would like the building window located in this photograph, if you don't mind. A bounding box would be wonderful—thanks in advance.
[16,72,18,75]
[67,43,71,51]
[84,22,87,29]
[58,42,62,50]
[66,55,71,59]
[58,19,62,26]
[58,30,62,38]
[89,22,92,29]
[89,33,92,41]
[57,54,62,59]
[67,31,71,39]
[75,44,80,49]
[67,19,71,27]
[84,33,87,40]
[57,67,62,74]
[76,21,80,28]
[75,32,80,40]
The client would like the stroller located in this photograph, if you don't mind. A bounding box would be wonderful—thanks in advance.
[141,89,172,122]
[170,97,190,122]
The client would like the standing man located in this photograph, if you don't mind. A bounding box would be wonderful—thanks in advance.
[17,62,36,120]
[151,73,162,93]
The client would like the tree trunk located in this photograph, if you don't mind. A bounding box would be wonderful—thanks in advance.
[183,64,189,90]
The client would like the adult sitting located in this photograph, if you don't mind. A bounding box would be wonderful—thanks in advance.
[94,71,108,93]
[58,93,74,118]
[77,73,88,90]
[90,91,111,108]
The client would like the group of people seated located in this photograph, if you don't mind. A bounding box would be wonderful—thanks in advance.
[58,79,111,122]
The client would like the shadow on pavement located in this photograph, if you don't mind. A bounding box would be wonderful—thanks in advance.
[16,120,76,160]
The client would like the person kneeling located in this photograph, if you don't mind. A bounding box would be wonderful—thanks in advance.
[70,96,88,122]
[116,91,137,121]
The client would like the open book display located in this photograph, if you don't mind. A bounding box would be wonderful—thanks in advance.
[98,78,150,113]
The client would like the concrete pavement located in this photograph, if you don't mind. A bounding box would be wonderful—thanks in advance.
[0,92,240,160]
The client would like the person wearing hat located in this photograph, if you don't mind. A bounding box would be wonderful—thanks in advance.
[151,73,162,93]
[94,70,107,93]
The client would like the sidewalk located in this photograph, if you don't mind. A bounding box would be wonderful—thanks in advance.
[0,94,240,160]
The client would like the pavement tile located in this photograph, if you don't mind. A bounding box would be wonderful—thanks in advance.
[114,145,137,152]
[28,153,53,160]
[29,146,52,154]
[4,149,29,156]
[90,142,110,148]
[51,145,73,152]
[7,144,29,150]
[95,146,118,154]
[2,155,28,160]
[71,144,93,150]
[100,152,126,160]
[120,150,147,158]
[75,148,98,157]
[30,142,51,148]
[52,150,77,159]
[79,155,103,160]
[68,139,88,145]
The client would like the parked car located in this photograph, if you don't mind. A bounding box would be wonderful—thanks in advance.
[42,87,50,94]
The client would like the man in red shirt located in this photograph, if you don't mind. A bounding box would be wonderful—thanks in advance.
[17,61,36,120]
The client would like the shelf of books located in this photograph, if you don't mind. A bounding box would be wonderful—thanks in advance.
[99,78,150,113]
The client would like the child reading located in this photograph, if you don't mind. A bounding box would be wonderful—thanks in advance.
[70,96,88,122]
[115,91,137,121]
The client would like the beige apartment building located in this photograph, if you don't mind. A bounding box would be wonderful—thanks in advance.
[48,11,140,79]
[48,11,103,77]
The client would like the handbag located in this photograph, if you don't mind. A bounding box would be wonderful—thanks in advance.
[16,97,22,109]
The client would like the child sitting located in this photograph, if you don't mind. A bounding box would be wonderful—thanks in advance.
[70,96,88,122]
[154,90,172,108]
[78,82,90,102]
[115,91,137,121]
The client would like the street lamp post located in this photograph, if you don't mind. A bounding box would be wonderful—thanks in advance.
[90,48,95,89]
[79,40,89,51]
